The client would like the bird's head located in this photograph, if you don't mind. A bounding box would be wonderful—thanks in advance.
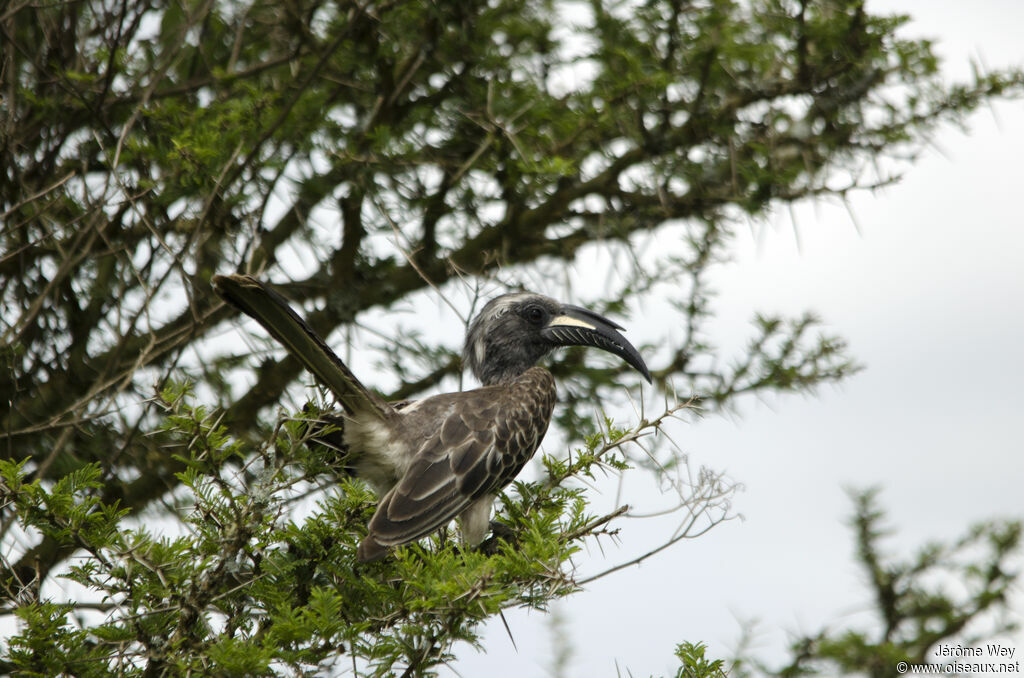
[463,292,652,386]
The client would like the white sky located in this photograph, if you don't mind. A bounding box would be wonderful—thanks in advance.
[452,1,1024,676]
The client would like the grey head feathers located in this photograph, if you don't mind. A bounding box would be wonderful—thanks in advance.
[463,292,652,386]
[463,293,561,386]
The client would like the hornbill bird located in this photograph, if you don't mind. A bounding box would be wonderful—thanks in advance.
[213,274,652,562]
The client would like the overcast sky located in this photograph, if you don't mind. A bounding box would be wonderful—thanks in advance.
[452,2,1024,676]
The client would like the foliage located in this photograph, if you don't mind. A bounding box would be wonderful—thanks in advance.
[1,385,717,675]
[673,641,730,678]
[655,492,1021,678]
[2,0,1022,674]
[732,490,1021,678]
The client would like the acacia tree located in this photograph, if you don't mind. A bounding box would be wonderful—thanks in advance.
[1,0,1021,675]
[736,490,1021,678]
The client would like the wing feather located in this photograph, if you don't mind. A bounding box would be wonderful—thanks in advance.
[368,428,494,545]
[449,437,482,474]
[357,368,557,561]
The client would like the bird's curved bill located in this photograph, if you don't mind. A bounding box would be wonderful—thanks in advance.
[541,304,652,383]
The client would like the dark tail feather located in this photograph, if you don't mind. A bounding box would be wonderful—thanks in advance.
[213,274,391,419]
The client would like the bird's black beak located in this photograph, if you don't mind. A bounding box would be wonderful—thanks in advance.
[541,304,652,383]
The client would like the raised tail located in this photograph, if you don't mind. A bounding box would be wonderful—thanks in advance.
[212,274,390,419]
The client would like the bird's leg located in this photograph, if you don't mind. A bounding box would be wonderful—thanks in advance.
[476,520,519,556]
[488,520,516,541]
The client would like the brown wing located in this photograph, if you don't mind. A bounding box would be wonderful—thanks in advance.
[356,368,556,562]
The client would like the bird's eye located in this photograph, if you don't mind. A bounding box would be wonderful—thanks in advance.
[523,305,546,325]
